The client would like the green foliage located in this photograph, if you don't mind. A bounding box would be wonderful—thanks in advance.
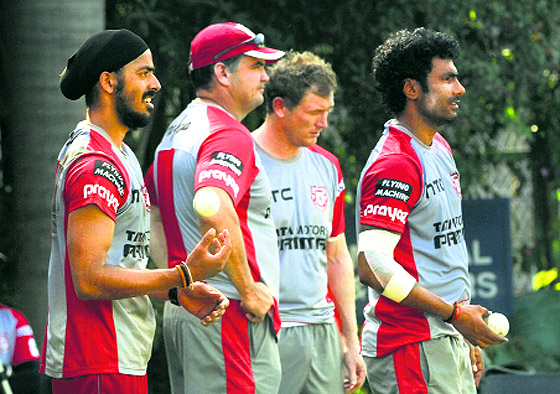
[106,0,560,390]
[108,0,559,197]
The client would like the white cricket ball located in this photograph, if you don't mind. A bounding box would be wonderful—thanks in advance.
[193,188,221,217]
[486,312,509,336]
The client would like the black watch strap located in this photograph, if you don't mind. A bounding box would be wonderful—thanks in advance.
[168,287,180,306]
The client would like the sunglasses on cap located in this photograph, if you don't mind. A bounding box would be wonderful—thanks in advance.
[213,33,265,61]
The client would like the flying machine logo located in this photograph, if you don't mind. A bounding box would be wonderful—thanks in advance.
[210,151,244,176]
[310,185,328,211]
[94,160,125,197]
[450,172,461,197]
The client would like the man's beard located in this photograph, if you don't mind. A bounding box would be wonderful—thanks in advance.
[421,108,455,127]
[114,85,151,130]
[418,95,458,127]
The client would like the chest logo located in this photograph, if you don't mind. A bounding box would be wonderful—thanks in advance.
[310,185,328,211]
[142,185,151,213]
[450,172,461,198]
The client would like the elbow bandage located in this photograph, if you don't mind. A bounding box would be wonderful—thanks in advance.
[358,229,416,303]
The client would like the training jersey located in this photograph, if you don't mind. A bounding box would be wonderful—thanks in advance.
[0,305,40,367]
[41,121,155,378]
[356,120,470,358]
[256,143,345,324]
[146,100,280,327]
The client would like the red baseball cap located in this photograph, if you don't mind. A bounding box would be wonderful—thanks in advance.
[189,22,285,72]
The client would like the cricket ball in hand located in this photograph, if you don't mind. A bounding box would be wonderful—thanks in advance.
[486,312,509,336]
[193,188,221,217]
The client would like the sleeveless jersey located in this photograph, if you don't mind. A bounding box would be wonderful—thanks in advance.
[41,121,155,378]
[356,120,470,358]
[0,305,40,367]
[256,144,345,324]
[146,100,280,322]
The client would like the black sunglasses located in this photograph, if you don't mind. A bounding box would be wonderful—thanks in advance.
[213,33,265,61]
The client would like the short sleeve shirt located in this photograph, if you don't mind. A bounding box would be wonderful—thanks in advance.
[257,144,345,324]
[356,120,470,358]
[41,122,155,378]
[146,101,280,302]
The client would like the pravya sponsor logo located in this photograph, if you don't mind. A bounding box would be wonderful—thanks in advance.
[123,230,150,258]
[433,215,465,249]
[198,169,240,197]
[311,185,328,211]
[450,172,462,198]
[276,225,329,251]
[375,178,412,202]
[210,151,244,176]
[94,160,125,197]
[83,184,119,212]
[425,177,445,199]
[362,204,408,225]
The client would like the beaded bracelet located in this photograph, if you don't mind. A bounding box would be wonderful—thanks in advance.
[443,301,461,323]
[175,262,194,290]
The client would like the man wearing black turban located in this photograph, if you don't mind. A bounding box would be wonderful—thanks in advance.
[40,29,232,394]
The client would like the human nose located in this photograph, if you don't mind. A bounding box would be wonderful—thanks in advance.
[150,74,161,92]
[261,69,270,83]
[317,112,329,128]
[454,79,465,96]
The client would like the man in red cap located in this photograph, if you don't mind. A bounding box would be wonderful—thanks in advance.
[42,29,231,394]
[145,23,285,394]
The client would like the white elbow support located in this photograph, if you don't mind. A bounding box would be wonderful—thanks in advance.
[381,267,416,302]
[358,229,416,303]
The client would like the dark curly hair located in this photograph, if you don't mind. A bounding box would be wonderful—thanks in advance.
[372,28,460,115]
[264,50,337,114]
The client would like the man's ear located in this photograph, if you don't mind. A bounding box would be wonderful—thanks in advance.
[403,78,420,100]
[272,97,288,118]
[213,63,231,87]
[99,71,117,94]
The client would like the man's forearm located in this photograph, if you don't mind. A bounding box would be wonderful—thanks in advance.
[327,237,360,349]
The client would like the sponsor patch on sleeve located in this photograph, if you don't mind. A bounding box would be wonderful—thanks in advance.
[93,160,125,197]
[210,152,244,176]
[375,178,412,203]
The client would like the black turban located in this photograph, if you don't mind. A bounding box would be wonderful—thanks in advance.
[60,29,149,100]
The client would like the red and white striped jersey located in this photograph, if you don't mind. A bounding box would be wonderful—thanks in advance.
[356,120,470,358]
[146,100,280,331]
[41,121,155,378]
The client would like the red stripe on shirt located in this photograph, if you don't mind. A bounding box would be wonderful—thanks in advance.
[154,149,189,268]
[307,144,346,238]
[375,228,431,356]
[62,211,118,376]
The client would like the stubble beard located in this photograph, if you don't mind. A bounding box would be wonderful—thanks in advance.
[418,97,457,128]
